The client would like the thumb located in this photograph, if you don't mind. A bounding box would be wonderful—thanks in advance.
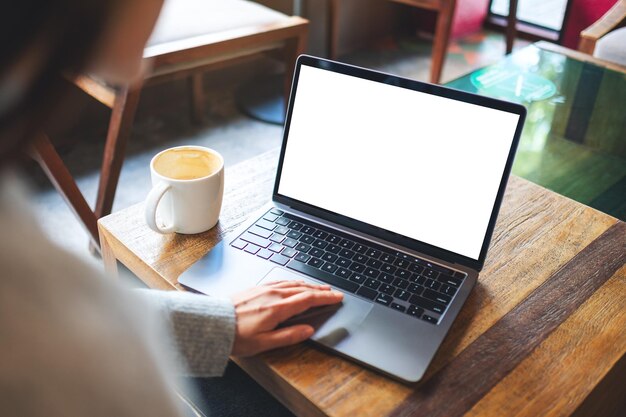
[254,325,315,354]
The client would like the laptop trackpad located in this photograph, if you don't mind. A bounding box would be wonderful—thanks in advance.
[258,268,373,347]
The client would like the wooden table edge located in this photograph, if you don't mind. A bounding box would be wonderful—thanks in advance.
[233,356,329,417]
[98,219,178,290]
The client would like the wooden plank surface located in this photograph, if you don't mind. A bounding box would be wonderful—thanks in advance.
[98,147,625,417]
[467,264,626,417]
[390,222,626,417]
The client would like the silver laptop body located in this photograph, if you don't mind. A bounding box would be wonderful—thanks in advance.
[179,56,526,383]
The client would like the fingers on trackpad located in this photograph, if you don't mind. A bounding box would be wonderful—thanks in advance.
[259,268,374,343]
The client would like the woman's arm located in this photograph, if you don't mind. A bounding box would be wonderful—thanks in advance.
[136,281,344,377]
[135,289,236,377]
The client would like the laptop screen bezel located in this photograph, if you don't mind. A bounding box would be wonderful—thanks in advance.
[273,55,526,271]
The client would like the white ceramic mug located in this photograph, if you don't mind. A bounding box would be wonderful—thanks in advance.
[145,146,224,234]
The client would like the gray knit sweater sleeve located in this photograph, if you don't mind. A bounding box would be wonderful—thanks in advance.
[136,289,236,377]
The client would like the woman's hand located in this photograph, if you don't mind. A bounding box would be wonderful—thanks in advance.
[230,280,343,356]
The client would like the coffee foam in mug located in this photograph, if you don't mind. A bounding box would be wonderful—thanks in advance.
[154,148,220,180]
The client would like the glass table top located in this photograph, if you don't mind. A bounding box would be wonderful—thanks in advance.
[446,44,626,221]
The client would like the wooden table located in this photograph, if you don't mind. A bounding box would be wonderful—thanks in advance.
[99,148,626,417]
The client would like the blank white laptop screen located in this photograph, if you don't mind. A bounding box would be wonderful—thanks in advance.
[278,65,520,260]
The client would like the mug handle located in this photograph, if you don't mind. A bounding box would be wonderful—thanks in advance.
[144,182,176,234]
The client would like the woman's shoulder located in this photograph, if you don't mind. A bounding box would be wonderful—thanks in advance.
[0,172,184,417]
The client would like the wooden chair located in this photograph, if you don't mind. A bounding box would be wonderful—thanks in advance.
[505,0,519,54]
[387,0,456,84]
[579,0,626,64]
[326,0,455,84]
[31,0,308,251]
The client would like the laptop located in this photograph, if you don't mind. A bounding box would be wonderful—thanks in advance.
[179,55,526,383]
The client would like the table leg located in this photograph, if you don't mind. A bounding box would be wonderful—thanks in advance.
[99,225,119,278]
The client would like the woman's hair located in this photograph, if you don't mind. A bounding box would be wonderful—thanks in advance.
[0,0,121,163]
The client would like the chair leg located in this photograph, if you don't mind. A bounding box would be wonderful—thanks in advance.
[430,0,455,84]
[29,133,100,250]
[188,72,206,124]
[327,0,340,59]
[94,83,142,221]
[506,0,519,54]
[283,30,308,108]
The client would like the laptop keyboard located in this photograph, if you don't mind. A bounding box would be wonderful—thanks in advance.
[230,208,467,325]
